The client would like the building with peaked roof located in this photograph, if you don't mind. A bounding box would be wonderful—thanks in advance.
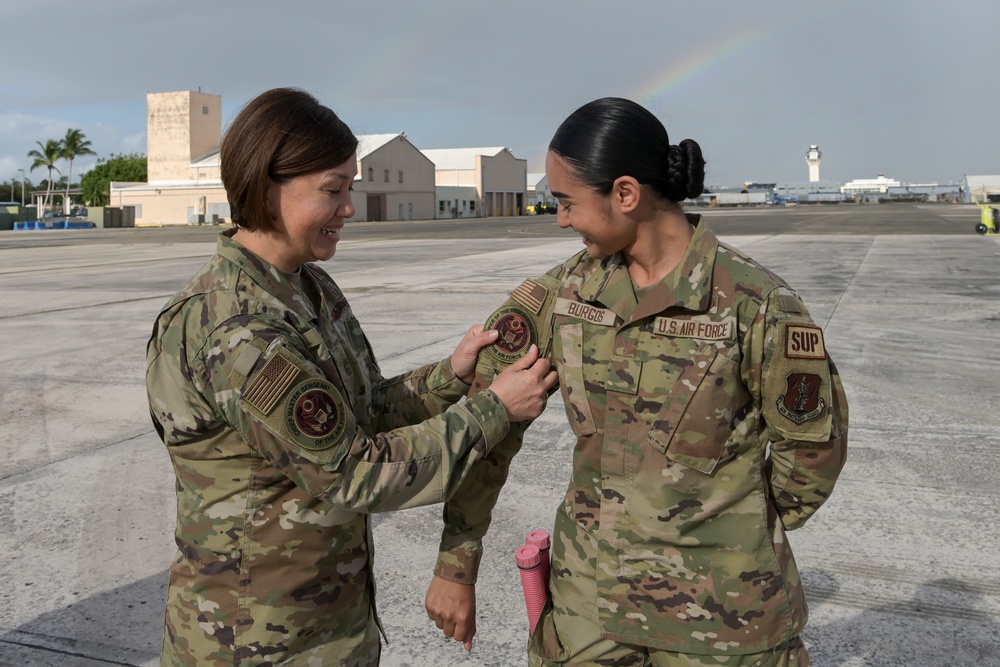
[108,91,530,225]
[351,133,436,222]
[422,147,527,217]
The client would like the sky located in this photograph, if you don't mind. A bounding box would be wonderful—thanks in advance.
[4,0,999,189]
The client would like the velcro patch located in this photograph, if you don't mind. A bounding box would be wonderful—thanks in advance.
[776,373,825,424]
[485,304,537,363]
[653,316,735,341]
[244,351,299,415]
[284,379,347,450]
[510,279,548,315]
[785,324,826,359]
[553,298,616,326]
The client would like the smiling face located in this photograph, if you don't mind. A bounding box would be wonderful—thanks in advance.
[261,155,358,270]
[546,150,636,258]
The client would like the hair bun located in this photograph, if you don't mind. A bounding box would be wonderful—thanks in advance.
[664,139,705,201]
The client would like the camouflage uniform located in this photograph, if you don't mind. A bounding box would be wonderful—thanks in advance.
[436,216,848,663]
[146,229,510,666]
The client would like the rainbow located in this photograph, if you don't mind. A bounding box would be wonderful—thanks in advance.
[631,24,774,105]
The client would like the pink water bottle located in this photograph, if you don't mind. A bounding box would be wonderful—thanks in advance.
[516,544,547,634]
[525,530,551,589]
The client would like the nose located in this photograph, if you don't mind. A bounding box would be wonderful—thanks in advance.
[341,192,356,219]
[556,206,571,228]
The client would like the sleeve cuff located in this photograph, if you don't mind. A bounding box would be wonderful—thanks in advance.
[427,356,473,402]
[434,546,483,584]
[456,389,509,449]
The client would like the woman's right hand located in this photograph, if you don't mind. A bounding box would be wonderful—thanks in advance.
[487,344,558,422]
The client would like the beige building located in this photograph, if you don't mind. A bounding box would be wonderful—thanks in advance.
[434,185,480,218]
[112,90,230,226]
[351,133,436,222]
[111,90,525,225]
[422,147,527,217]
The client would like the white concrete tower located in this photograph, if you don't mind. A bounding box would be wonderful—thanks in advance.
[806,144,822,183]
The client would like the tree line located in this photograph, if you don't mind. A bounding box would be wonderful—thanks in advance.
[2,129,147,209]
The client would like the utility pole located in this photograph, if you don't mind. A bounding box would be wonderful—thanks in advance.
[17,168,25,207]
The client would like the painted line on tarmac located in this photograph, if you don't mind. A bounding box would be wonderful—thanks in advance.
[0,295,174,321]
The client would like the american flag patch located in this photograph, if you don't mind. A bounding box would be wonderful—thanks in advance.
[243,353,298,415]
[509,279,547,315]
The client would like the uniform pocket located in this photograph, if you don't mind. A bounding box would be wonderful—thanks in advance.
[527,599,571,664]
[647,343,745,474]
[555,323,597,436]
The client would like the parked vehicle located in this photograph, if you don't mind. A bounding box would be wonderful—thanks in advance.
[14,210,95,230]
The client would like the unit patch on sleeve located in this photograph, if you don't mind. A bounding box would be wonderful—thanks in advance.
[785,324,826,359]
[776,373,825,424]
[284,378,347,450]
[485,304,537,363]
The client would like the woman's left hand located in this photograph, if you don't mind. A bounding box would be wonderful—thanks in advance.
[451,325,498,385]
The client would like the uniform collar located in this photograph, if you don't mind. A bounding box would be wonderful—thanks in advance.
[217,228,320,323]
[579,214,719,324]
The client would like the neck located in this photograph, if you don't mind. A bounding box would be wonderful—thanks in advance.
[232,228,299,272]
[623,208,693,289]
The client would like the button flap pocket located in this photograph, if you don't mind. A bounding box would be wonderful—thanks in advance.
[646,344,728,474]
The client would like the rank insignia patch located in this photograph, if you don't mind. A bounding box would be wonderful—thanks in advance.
[777,373,825,424]
[485,304,537,363]
[284,379,347,450]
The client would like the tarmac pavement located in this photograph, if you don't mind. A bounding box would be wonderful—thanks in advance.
[0,204,997,666]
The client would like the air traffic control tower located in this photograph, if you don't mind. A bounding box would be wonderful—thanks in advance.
[806,145,822,182]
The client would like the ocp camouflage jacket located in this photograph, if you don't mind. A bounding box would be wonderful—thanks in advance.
[146,230,509,666]
[438,216,848,656]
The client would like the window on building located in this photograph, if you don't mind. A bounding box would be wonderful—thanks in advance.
[469,200,476,211]
[368,167,373,182]
[202,106,209,115]
[398,170,403,183]
[384,169,389,183]
[438,200,446,213]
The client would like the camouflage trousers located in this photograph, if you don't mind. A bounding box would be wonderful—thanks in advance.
[527,507,809,667]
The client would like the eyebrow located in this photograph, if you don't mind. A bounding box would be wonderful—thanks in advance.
[550,190,571,200]
[323,171,355,185]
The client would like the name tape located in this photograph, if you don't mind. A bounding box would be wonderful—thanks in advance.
[653,316,735,341]
[553,298,616,326]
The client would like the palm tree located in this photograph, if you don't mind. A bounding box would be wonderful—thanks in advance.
[28,139,62,211]
[60,129,96,214]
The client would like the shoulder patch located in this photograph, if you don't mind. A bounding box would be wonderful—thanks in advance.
[244,351,299,414]
[776,373,825,423]
[510,279,548,315]
[485,304,537,363]
[284,378,347,450]
[785,324,826,359]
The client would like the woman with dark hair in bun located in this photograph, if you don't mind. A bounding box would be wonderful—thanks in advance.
[426,97,848,666]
